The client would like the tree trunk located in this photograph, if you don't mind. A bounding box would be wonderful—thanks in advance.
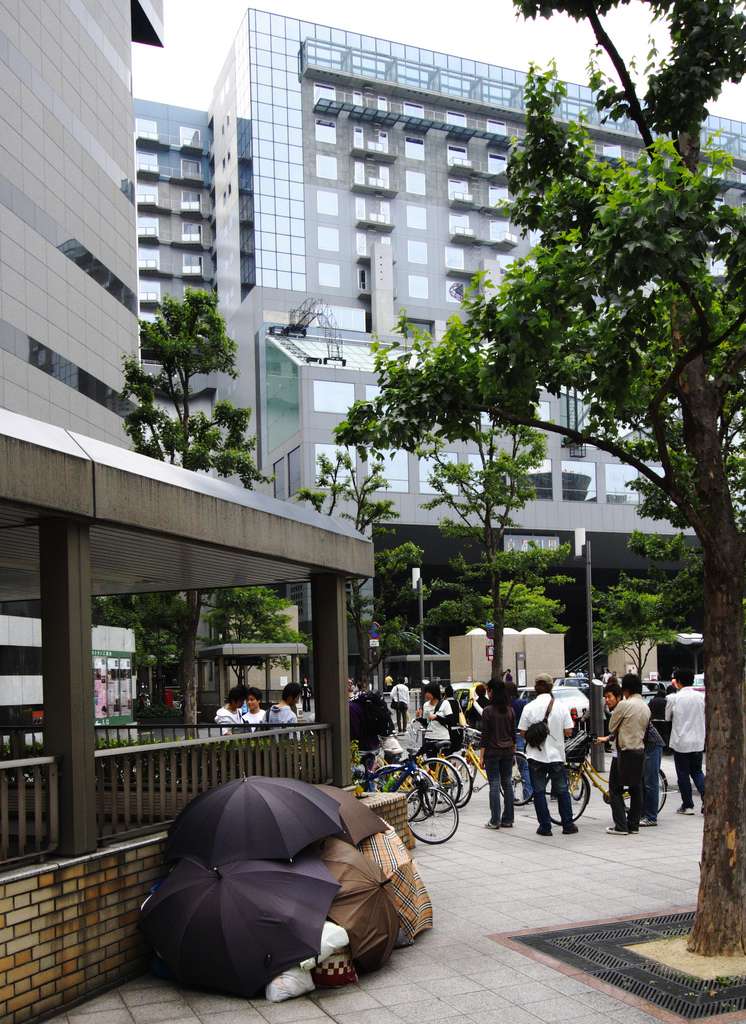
[181,589,203,726]
[689,541,746,955]
[491,599,504,683]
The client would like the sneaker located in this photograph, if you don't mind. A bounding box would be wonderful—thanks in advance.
[639,818,657,827]
[563,825,579,835]
[484,821,500,830]
[676,806,695,815]
[628,828,639,834]
[500,821,514,829]
[536,827,553,837]
[606,826,629,835]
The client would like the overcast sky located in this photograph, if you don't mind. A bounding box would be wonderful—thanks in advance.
[132,0,746,122]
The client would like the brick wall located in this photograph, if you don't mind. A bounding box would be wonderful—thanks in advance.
[0,792,410,1024]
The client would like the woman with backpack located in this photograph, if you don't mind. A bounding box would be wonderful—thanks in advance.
[479,681,516,830]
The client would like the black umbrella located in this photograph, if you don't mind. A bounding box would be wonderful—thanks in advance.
[166,776,343,865]
[140,855,340,997]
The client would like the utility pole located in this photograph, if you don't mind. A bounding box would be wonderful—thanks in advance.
[576,529,604,771]
[412,567,425,690]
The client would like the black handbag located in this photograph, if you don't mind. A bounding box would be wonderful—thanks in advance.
[525,697,554,749]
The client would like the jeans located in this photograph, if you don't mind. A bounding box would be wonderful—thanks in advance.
[485,755,514,826]
[529,760,573,831]
[394,703,409,732]
[516,735,533,800]
[642,743,662,821]
[609,752,644,831]
[673,750,705,808]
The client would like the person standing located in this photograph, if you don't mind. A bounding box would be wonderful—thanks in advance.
[466,683,488,729]
[267,682,301,726]
[480,682,516,830]
[301,677,312,714]
[666,668,706,814]
[215,686,246,733]
[518,675,577,837]
[506,681,532,801]
[241,687,267,731]
[598,674,650,835]
[389,678,410,733]
[640,717,665,827]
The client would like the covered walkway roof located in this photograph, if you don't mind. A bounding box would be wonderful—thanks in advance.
[0,409,373,601]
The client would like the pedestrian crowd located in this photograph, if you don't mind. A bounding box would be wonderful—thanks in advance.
[214,681,303,731]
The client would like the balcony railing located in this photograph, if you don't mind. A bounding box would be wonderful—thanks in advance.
[0,756,59,866]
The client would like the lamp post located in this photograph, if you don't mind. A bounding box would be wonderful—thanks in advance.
[412,567,426,690]
[575,529,604,771]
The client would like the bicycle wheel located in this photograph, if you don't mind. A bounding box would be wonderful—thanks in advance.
[658,768,668,812]
[422,756,463,806]
[549,774,590,824]
[511,752,533,806]
[407,784,459,844]
[446,753,473,807]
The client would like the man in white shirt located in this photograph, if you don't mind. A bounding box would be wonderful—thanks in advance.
[389,679,410,733]
[214,686,245,734]
[666,668,706,814]
[518,674,577,836]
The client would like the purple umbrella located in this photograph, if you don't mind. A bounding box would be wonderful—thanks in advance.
[166,776,342,865]
[140,855,340,997]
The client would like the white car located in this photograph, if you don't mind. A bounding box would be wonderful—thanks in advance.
[522,686,590,722]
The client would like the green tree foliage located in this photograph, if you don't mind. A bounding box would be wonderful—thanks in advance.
[206,586,306,646]
[426,582,566,636]
[297,450,421,683]
[594,575,681,678]
[120,290,266,723]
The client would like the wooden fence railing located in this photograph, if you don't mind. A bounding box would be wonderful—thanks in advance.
[0,756,59,865]
[94,724,333,841]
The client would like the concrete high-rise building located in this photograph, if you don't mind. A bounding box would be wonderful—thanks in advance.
[0,1,164,444]
[133,10,745,662]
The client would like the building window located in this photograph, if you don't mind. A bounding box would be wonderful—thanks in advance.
[419,452,457,494]
[408,240,428,264]
[448,179,470,200]
[445,246,465,269]
[446,280,465,303]
[529,460,553,500]
[313,380,356,414]
[137,186,158,204]
[139,280,161,302]
[180,126,201,147]
[318,262,340,287]
[405,137,425,160]
[406,171,426,196]
[408,275,429,299]
[358,267,368,291]
[602,143,622,159]
[137,248,159,269]
[487,118,507,135]
[450,213,471,233]
[137,152,159,173]
[489,185,510,205]
[447,144,469,167]
[136,117,158,139]
[605,464,639,504]
[183,254,203,276]
[315,443,355,482]
[377,96,388,111]
[378,449,409,492]
[314,83,336,103]
[317,190,338,216]
[406,205,427,230]
[181,158,201,179]
[316,154,338,180]
[317,225,340,252]
[273,457,287,500]
[353,91,363,106]
[137,216,158,237]
[488,152,507,174]
[182,223,202,243]
[562,461,597,502]
[288,446,302,495]
[490,219,512,241]
[315,119,336,144]
[365,385,381,401]
[403,101,424,118]
[446,110,467,127]
[181,190,201,211]
[537,400,552,421]
[356,232,367,257]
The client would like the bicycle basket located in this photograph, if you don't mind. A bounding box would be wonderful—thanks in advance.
[464,727,483,749]
[564,729,591,763]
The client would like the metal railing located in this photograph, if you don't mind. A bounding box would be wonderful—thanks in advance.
[0,756,59,865]
[94,724,333,841]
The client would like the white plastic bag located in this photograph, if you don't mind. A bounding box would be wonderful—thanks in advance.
[299,921,350,972]
[265,966,315,1002]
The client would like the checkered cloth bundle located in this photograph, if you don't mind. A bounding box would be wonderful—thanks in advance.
[311,949,358,988]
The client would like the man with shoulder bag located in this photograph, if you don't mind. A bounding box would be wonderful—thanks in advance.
[596,673,650,835]
[518,674,577,837]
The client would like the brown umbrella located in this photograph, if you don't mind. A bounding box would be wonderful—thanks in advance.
[357,827,433,940]
[316,785,387,845]
[320,837,399,973]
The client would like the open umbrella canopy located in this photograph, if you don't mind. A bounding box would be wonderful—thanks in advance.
[316,785,387,846]
[166,776,343,865]
[320,837,399,973]
[140,855,339,997]
[358,827,433,940]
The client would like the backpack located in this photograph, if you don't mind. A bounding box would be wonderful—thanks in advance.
[357,691,394,738]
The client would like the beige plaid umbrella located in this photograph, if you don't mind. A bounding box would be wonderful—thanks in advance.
[357,827,433,940]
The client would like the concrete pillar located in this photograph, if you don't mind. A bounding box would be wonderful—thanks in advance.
[217,655,226,703]
[291,654,298,684]
[39,519,97,856]
[370,242,395,336]
[264,659,272,703]
[311,573,350,786]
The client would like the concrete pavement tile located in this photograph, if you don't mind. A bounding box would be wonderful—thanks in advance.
[359,984,420,1006]
[251,998,328,1024]
[68,995,128,1016]
[490,983,562,1007]
[520,996,594,1022]
[122,986,186,1008]
[315,991,380,1014]
[427,977,486,998]
[466,1009,544,1024]
[441,990,513,1014]
[382,996,471,1024]
[185,996,253,1014]
[129,1002,198,1024]
[541,975,596,997]
[196,1012,265,1024]
[330,1009,403,1024]
[577,991,630,1012]
[63,1012,133,1024]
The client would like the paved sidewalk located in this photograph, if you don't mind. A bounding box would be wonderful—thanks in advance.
[49,757,704,1024]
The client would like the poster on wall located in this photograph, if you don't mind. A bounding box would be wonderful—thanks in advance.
[94,657,108,719]
[107,658,121,714]
[119,658,132,713]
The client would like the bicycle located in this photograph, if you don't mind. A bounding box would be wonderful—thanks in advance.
[548,731,668,825]
[450,728,533,807]
[353,750,460,844]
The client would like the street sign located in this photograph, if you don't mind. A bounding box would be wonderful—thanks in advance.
[486,643,494,661]
[369,638,380,648]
